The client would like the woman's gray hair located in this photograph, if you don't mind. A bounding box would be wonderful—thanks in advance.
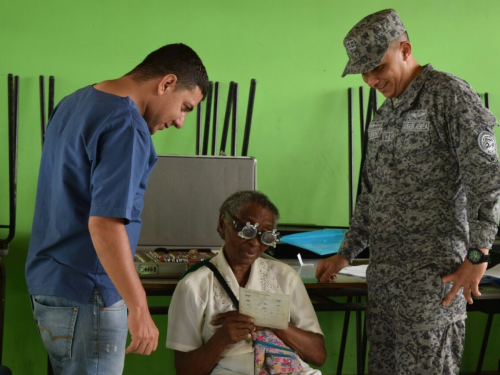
[219,190,279,226]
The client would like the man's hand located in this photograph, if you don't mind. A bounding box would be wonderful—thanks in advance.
[441,250,488,306]
[126,309,159,355]
[210,311,255,346]
[89,216,160,355]
[315,254,350,283]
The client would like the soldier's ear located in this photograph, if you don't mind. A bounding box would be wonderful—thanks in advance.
[401,41,412,61]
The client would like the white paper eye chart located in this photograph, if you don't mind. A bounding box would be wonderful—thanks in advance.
[238,287,290,329]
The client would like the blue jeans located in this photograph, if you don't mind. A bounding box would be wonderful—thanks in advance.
[30,288,128,375]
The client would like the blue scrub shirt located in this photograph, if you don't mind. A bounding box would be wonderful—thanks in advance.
[26,86,157,306]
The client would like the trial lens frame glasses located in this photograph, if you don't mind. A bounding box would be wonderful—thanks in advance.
[225,211,280,248]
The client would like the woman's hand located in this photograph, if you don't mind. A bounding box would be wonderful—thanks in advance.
[174,311,255,375]
[211,311,256,345]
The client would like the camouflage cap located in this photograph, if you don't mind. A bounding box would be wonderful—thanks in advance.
[341,9,406,77]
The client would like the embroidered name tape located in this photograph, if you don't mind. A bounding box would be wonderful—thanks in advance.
[402,121,429,132]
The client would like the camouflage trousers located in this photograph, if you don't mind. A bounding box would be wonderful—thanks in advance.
[367,264,466,375]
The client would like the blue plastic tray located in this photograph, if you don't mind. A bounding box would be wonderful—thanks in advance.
[279,229,347,255]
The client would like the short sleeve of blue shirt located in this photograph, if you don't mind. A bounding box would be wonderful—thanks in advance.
[89,118,152,223]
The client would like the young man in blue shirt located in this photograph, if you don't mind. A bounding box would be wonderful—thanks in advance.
[26,43,208,374]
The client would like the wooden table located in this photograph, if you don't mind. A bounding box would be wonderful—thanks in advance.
[141,259,500,375]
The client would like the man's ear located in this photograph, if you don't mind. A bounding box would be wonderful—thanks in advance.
[400,41,412,61]
[158,74,178,95]
[217,212,226,239]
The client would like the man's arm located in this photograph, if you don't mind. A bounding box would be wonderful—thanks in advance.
[316,167,371,282]
[442,80,500,304]
[89,216,159,354]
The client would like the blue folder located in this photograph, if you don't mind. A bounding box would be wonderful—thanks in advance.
[279,229,347,256]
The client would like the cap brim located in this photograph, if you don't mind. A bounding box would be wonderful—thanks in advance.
[341,60,358,78]
[340,50,387,78]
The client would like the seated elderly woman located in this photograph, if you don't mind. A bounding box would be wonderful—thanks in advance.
[166,190,326,375]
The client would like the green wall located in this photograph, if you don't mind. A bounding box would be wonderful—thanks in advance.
[1,0,500,373]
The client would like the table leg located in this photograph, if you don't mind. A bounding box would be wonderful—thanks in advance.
[475,313,493,375]
[362,302,368,373]
[337,296,352,375]
[356,295,363,375]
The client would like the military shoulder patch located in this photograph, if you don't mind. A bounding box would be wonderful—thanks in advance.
[478,131,498,156]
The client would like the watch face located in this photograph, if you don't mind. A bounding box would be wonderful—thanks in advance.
[468,249,482,263]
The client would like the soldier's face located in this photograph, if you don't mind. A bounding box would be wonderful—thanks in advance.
[361,42,409,98]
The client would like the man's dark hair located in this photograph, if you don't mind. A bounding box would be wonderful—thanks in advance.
[394,31,410,44]
[128,43,209,97]
[220,190,280,227]
[389,31,410,51]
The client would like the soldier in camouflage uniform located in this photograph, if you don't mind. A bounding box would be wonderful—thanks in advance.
[316,9,500,374]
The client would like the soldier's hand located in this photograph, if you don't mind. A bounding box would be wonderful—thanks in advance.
[316,255,349,283]
[441,257,488,306]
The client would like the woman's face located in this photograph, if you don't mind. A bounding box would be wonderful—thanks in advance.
[219,203,275,268]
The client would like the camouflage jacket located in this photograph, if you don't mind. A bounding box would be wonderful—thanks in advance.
[338,64,500,287]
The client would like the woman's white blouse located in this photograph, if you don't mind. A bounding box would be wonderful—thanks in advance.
[166,248,323,358]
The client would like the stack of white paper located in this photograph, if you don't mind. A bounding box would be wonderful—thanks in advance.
[337,264,368,278]
[484,263,500,279]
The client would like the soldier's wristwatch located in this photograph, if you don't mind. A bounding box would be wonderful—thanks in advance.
[466,248,490,265]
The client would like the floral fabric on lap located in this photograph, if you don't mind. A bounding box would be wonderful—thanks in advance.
[252,330,304,375]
